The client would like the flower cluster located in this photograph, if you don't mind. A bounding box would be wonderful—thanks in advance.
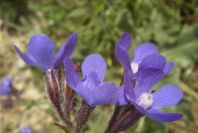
[14,32,183,132]
[115,33,183,122]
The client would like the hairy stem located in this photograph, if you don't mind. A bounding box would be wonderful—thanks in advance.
[104,105,142,133]
[74,100,94,133]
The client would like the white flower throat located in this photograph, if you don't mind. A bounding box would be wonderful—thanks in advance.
[131,62,139,74]
[137,92,153,109]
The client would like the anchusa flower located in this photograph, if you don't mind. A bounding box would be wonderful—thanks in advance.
[114,33,174,76]
[124,69,183,122]
[64,54,119,132]
[114,33,169,107]
[14,32,78,128]
[115,34,174,97]
[0,76,12,95]
[104,33,183,133]
[105,33,183,133]
[115,33,175,105]
[14,32,77,71]
[115,33,182,121]
[64,54,119,106]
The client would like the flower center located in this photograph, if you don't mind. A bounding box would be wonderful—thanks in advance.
[131,62,139,74]
[137,92,153,109]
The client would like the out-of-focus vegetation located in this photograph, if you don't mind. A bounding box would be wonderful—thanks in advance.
[0,0,198,133]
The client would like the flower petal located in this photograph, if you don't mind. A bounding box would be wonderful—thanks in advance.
[116,85,128,105]
[124,73,136,101]
[129,102,183,122]
[14,45,37,66]
[91,82,119,106]
[75,76,97,106]
[0,85,11,95]
[115,44,131,70]
[75,73,118,106]
[139,54,166,71]
[114,33,132,70]
[163,62,174,74]
[117,71,135,106]
[27,34,55,71]
[82,54,106,81]
[87,71,101,85]
[152,84,183,108]
[2,77,12,86]
[53,32,77,68]
[146,109,183,122]
[64,58,81,89]
[133,43,159,63]
[135,69,164,97]
[117,32,132,50]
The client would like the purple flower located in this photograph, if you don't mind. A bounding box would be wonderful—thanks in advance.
[114,32,174,76]
[124,69,183,122]
[115,33,174,105]
[115,33,183,122]
[20,127,32,133]
[0,77,12,95]
[14,32,77,72]
[64,54,119,106]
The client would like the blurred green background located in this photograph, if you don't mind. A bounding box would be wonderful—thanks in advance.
[0,0,198,133]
